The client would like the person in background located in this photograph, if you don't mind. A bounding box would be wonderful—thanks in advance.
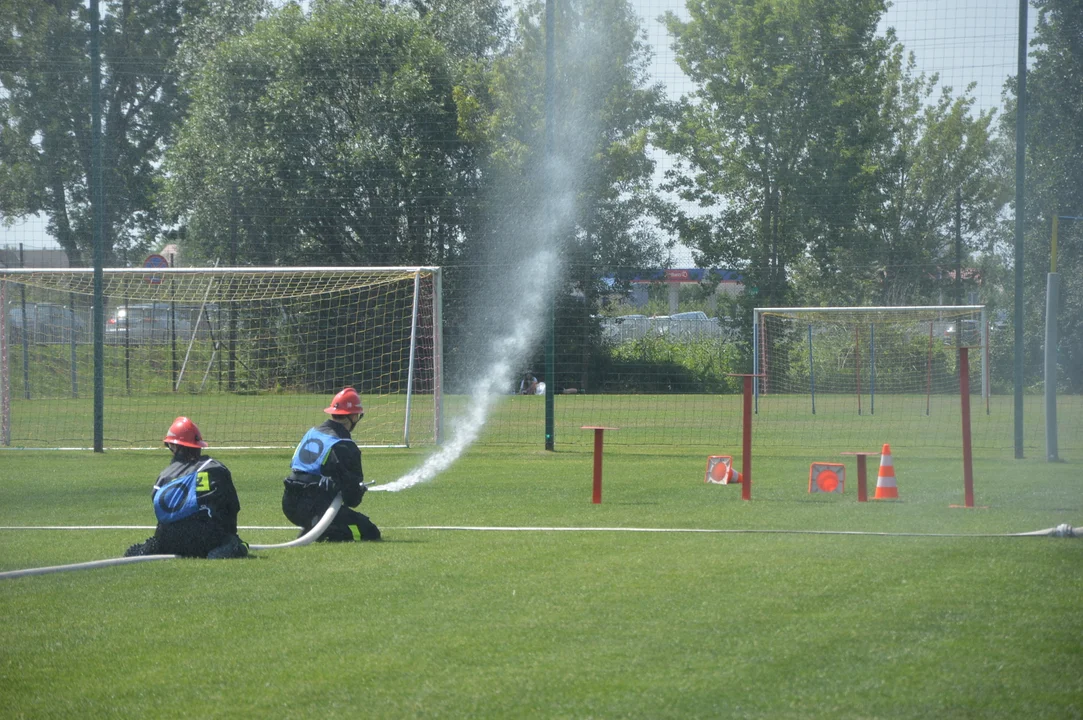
[519,371,540,395]
[282,387,381,542]
[124,417,248,559]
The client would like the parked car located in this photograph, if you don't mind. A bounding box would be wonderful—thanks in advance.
[601,311,733,343]
[664,311,730,339]
[6,302,87,343]
[944,319,982,347]
[106,303,192,344]
[600,314,651,342]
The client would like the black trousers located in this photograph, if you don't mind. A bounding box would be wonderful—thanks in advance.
[282,487,381,542]
[124,518,247,559]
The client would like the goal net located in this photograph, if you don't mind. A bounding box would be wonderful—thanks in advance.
[1,267,442,449]
[753,305,992,450]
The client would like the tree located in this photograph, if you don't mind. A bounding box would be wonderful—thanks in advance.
[163,0,487,267]
[0,0,261,265]
[1001,0,1083,391]
[476,0,670,274]
[658,0,893,308]
[793,48,1004,307]
[452,0,671,316]
[439,0,671,391]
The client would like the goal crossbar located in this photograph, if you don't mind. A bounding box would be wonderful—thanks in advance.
[0,266,443,450]
[753,304,989,409]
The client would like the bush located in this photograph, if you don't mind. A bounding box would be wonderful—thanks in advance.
[593,334,744,393]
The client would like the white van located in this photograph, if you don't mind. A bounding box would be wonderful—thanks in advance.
[106,303,193,344]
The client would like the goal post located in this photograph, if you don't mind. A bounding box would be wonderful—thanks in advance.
[0,266,442,449]
[752,305,990,450]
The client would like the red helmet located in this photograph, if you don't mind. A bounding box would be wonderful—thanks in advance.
[324,387,363,416]
[163,416,209,448]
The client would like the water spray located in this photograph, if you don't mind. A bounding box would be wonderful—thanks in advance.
[371,248,562,494]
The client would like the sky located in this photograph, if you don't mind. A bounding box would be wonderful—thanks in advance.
[1,0,1037,259]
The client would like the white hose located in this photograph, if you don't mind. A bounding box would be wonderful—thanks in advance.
[0,494,344,580]
[1010,523,1077,537]
[0,554,179,580]
[249,494,343,549]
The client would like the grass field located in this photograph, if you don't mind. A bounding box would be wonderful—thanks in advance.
[1,423,1081,719]
[6,387,1081,455]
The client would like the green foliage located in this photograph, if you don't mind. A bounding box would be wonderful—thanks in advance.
[0,0,264,265]
[164,0,468,266]
[470,0,671,269]
[658,0,894,307]
[999,0,1083,392]
[863,49,1004,307]
[776,324,958,394]
[602,281,727,319]
[600,334,742,393]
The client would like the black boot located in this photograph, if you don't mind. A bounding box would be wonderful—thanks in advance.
[123,536,159,557]
[207,534,249,559]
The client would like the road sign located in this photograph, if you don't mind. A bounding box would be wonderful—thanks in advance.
[143,253,169,284]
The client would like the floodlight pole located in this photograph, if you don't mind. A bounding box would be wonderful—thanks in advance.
[543,0,556,451]
[1045,215,1079,462]
[90,0,105,453]
[1012,0,1028,459]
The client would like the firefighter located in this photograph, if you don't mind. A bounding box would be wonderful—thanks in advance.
[124,417,248,559]
[282,387,381,542]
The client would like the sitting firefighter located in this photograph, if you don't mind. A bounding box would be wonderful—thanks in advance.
[124,416,248,559]
[282,387,381,542]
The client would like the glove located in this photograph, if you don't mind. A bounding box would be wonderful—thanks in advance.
[357,481,368,500]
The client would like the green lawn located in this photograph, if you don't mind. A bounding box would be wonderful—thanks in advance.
[5,338,1081,454]
[5,387,1080,455]
[1,433,1080,718]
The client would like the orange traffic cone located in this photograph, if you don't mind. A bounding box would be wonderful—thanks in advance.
[705,456,743,485]
[874,443,899,499]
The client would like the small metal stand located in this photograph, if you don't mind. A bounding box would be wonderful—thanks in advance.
[581,426,618,504]
[840,451,878,502]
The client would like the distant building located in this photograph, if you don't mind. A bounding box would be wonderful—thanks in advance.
[606,268,745,312]
[0,246,71,269]
[159,243,182,267]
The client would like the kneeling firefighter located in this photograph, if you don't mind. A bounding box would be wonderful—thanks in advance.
[125,417,248,559]
[282,387,381,542]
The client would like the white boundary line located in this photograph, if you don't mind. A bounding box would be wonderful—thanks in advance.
[1,524,1077,538]
[393,525,1080,537]
[0,526,299,530]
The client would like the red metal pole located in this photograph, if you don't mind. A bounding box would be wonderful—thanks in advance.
[959,347,975,508]
[592,428,604,504]
[742,375,752,501]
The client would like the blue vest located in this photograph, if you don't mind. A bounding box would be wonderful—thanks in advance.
[291,427,346,475]
[154,470,203,523]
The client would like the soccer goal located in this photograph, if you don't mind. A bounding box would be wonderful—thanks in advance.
[752,305,994,450]
[0,266,442,449]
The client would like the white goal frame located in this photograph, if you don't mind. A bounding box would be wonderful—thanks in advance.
[753,305,989,409]
[0,266,443,449]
